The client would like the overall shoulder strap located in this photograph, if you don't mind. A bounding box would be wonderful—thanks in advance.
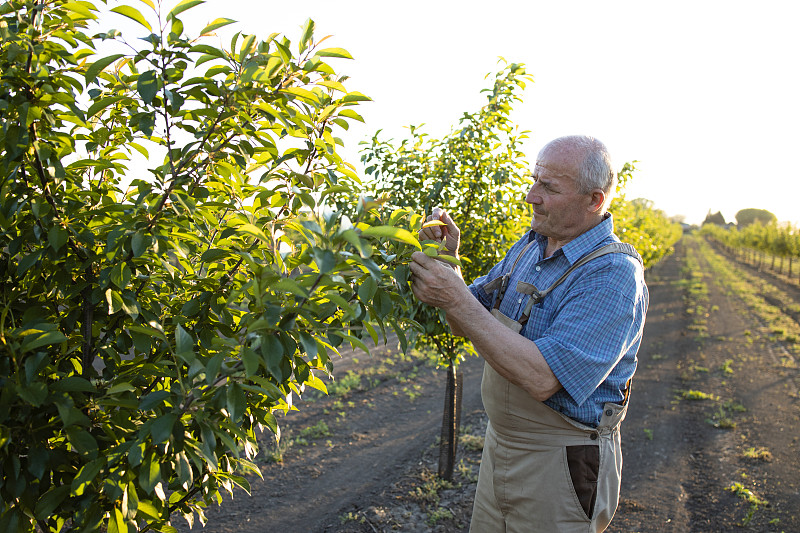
[481,240,537,306]
[517,242,642,326]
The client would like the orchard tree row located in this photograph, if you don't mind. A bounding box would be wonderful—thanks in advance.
[701,222,800,280]
[0,0,684,531]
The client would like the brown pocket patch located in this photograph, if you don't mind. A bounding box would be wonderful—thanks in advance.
[566,444,600,519]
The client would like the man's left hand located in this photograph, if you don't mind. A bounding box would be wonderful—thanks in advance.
[409,251,468,311]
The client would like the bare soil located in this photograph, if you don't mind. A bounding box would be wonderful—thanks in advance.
[177,236,800,532]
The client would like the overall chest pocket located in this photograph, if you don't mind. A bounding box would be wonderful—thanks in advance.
[522,304,555,339]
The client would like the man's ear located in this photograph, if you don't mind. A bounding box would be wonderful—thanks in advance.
[588,189,606,213]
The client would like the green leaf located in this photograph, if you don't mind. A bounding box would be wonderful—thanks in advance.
[107,382,135,395]
[86,95,127,118]
[168,0,203,19]
[337,108,364,122]
[139,454,161,494]
[388,317,409,354]
[201,248,231,262]
[190,43,227,59]
[108,507,128,533]
[313,248,337,273]
[237,223,269,242]
[241,347,259,377]
[150,413,177,444]
[261,335,285,380]
[52,376,96,393]
[435,254,463,267]
[299,18,315,53]
[280,87,319,103]
[358,276,377,302]
[137,71,159,105]
[201,18,236,36]
[299,332,317,358]
[85,54,124,84]
[18,382,48,407]
[34,485,70,519]
[66,427,98,458]
[364,321,379,345]
[333,332,370,355]
[110,263,131,289]
[55,402,90,427]
[226,383,246,421]
[238,34,256,62]
[272,278,309,298]
[47,226,67,252]
[139,390,170,411]
[22,330,67,351]
[128,324,166,342]
[137,500,160,519]
[360,225,421,249]
[111,5,152,31]
[316,47,353,59]
[71,458,104,496]
[175,325,193,359]
[342,91,371,103]
[131,231,151,257]
[105,289,123,314]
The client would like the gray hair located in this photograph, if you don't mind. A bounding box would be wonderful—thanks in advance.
[539,135,616,206]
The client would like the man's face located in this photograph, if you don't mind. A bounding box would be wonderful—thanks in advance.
[525,148,596,243]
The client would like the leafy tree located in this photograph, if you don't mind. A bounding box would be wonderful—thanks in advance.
[735,208,777,228]
[0,1,417,531]
[612,164,682,268]
[360,61,535,479]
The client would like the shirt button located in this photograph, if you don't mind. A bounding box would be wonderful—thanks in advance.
[590,433,598,440]
[535,266,541,272]
[605,409,613,417]
[518,298,522,304]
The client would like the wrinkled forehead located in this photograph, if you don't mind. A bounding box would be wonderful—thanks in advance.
[533,160,576,181]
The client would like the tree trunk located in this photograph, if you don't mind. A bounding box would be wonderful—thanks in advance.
[438,362,463,481]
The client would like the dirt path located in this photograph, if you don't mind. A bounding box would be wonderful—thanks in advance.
[178,235,800,532]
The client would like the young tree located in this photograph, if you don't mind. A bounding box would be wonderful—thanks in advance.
[360,61,534,479]
[0,1,416,530]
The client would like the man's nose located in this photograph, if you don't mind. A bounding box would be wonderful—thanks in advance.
[526,187,541,204]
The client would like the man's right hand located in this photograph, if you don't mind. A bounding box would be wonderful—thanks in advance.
[419,208,461,257]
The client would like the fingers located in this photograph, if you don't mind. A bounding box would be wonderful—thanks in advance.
[419,207,454,241]
[439,210,461,242]
[410,250,432,268]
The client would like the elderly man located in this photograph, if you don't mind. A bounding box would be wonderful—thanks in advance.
[409,135,649,532]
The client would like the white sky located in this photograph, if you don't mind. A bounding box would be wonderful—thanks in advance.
[129,0,800,226]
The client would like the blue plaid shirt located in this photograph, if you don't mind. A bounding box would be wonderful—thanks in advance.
[469,214,649,427]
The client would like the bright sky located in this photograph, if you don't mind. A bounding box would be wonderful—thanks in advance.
[152,1,800,225]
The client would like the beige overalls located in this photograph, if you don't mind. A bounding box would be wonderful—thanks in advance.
[469,243,639,533]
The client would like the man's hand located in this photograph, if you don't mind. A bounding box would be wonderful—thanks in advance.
[409,251,467,311]
[419,208,461,257]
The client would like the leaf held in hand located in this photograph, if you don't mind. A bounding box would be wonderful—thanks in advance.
[421,220,446,228]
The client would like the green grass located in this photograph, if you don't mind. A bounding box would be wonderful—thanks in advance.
[742,446,773,462]
[696,237,800,354]
[681,389,718,401]
[726,482,768,525]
